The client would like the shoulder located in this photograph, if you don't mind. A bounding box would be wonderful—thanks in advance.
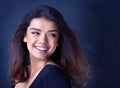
[42,64,71,88]
[44,64,67,78]
[35,64,67,81]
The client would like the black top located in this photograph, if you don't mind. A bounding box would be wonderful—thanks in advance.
[12,64,71,88]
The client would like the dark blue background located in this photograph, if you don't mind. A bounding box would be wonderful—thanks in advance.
[0,0,120,88]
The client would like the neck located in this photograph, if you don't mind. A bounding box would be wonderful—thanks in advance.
[30,59,47,76]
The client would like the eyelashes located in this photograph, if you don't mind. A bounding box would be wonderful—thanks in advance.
[48,33,57,38]
[31,31,58,38]
[31,32,40,35]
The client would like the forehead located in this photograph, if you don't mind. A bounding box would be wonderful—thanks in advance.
[29,18,58,30]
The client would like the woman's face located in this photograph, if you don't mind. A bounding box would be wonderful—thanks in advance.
[23,18,59,61]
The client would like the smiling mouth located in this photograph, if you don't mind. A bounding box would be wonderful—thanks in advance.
[35,46,48,51]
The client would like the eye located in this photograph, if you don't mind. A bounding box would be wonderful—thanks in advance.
[48,33,57,38]
[31,31,40,35]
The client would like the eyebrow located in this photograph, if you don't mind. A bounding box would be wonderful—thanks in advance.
[30,28,41,31]
[48,30,58,33]
[30,28,58,33]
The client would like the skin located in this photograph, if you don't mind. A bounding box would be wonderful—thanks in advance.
[15,18,59,88]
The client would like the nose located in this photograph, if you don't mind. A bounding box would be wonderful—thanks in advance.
[38,34,47,44]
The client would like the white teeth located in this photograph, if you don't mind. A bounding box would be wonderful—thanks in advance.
[35,46,48,50]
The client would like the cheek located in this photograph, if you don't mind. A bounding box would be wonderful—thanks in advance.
[52,39,58,45]
[50,40,57,46]
[49,39,58,50]
[26,37,36,48]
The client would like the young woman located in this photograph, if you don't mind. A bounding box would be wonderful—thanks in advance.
[10,5,90,88]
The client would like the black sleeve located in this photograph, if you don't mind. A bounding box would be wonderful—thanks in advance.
[43,70,71,88]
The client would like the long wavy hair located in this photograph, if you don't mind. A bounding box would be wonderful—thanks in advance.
[10,5,90,88]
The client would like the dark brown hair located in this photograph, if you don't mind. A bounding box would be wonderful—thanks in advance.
[10,5,90,88]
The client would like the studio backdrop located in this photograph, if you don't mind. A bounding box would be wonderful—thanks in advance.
[0,0,120,88]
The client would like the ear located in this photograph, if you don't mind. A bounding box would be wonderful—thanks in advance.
[23,36,27,42]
